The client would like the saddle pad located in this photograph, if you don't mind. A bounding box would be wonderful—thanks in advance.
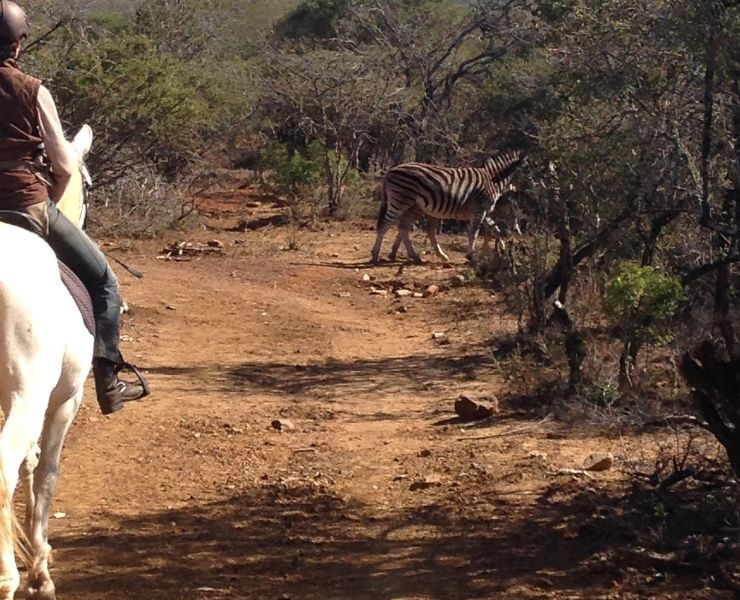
[58,262,95,336]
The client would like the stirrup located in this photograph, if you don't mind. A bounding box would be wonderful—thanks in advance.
[117,360,151,399]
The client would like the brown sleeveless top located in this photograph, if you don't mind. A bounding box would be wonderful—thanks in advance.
[0,57,47,209]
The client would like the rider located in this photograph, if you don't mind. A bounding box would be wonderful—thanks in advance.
[0,0,150,415]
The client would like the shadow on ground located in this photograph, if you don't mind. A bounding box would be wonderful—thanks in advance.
[148,352,492,409]
[50,478,733,600]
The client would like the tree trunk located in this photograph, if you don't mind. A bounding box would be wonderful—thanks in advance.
[680,343,740,478]
[551,301,586,395]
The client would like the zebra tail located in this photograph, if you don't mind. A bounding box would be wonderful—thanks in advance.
[376,179,389,231]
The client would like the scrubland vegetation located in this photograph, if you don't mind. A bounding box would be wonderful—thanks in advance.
[23,1,740,589]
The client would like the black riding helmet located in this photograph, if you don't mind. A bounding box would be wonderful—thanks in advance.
[0,0,29,44]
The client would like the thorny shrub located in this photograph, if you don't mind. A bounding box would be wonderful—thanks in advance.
[87,168,199,238]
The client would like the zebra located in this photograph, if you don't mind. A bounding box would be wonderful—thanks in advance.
[386,182,518,262]
[370,150,524,264]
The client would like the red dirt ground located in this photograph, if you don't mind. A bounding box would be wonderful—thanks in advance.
[26,188,733,599]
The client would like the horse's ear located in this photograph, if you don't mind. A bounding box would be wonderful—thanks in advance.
[71,124,93,158]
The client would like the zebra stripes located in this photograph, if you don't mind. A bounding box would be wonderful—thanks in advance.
[370,150,524,264]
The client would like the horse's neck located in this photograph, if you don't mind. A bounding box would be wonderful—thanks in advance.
[56,156,85,228]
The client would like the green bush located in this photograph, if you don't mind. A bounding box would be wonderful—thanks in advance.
[259,141,323,193]
[605,261,685,346]
[274,0,348,41]
[48,31,209,184]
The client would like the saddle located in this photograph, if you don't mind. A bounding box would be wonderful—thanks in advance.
[0,212,95,335]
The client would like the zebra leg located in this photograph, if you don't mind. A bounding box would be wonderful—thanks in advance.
[480,217,502,254]
[389,208,417,261]
[423,218,450,262]
[372,204,403,264]
[370,221,392,265]
[390,207,423,262]
[467,212,487,260]
[389,231,402,261]
[399,227,422,263]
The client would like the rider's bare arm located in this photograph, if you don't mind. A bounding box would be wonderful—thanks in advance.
[36,85,75,204]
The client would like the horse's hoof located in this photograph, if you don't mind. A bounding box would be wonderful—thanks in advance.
[26,579,55,600]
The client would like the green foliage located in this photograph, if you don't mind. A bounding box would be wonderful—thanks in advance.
[274,0,348,41]
[134,0,214,57]
[484,51,555,120]
[50,31,209,182]
[87,10,131,35]
[259,141,323,193]
[534,0,577,23]
[605,262,685,345]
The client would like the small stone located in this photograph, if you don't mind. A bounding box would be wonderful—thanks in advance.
[583,453,614,471]
[362,273,372,281]
[423,285,440,298]
[207,239,224,248]
[271,419,296,432]
[336,292,351,298]
[449,274,466,287]
[454,394,495,421]
[395,289,413,297]
[410,474,443,491]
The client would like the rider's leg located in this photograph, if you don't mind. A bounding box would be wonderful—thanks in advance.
[43,200,149,415]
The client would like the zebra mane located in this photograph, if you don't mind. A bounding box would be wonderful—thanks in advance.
[483,150,524,176]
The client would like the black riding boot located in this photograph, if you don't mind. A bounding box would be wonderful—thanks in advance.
[93,358,150,415]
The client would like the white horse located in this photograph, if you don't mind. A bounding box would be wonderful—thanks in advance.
[0,125,94,599]
[57,125,92,228]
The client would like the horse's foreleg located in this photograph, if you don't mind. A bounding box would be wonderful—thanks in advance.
[20,444,40,539]
[0,465,18,600]
[0,391,47,600]
[25,390,82,600]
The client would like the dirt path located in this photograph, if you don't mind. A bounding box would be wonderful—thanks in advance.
[34,199,726,599]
